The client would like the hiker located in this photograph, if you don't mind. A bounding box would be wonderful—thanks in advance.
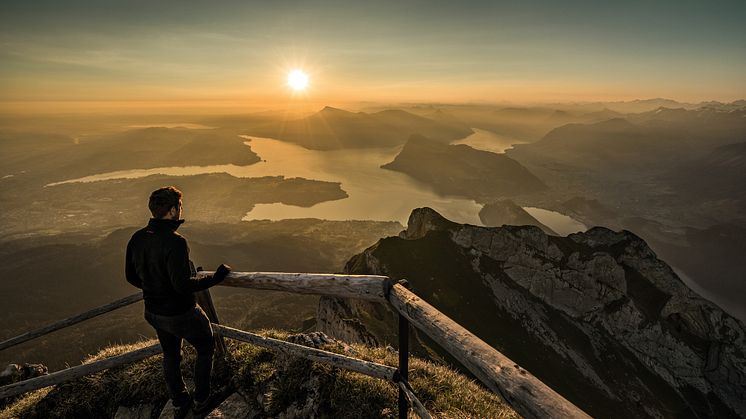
[125,186,231,418]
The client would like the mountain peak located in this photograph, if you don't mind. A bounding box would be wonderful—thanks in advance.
[317,106,353,115]
[401,206,459,239]
[333,207,746,418]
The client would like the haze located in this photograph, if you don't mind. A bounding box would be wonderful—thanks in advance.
[2,0,746,113]
[1,2,746,417]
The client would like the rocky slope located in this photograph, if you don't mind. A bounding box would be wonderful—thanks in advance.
[318,207,746,418]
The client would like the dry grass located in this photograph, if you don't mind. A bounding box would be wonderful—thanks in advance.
[325,342,518,418]
[1,330,519,418]
[0,388,52,419]
[1,338,169,418]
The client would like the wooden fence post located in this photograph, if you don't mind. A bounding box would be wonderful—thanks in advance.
[192,263,227,356]
[398,312,410,419]
[387,284,591,419]
[398,279,410,419]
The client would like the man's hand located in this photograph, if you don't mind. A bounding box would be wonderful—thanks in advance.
[173,260,232,293]
[213,264,232,283]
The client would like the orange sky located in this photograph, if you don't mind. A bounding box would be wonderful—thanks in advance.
[1,1,744,113]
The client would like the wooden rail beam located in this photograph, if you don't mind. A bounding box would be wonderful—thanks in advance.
[213,324,397,381]
[387,284,591,419]
[204,271,391,302]
[398,380,433,419]
[0,293,143,352]
[192,263,228,355]
[0,343,161,399]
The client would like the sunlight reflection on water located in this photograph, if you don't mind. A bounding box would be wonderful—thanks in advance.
[523,207,588,236]
[47,131,523,225]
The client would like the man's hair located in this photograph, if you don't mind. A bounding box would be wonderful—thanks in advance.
[148,186,182,218]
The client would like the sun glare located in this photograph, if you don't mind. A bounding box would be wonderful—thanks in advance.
[287,69,309,91]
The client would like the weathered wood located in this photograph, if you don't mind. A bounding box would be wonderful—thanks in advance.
[398,313,410,419]
[190,262,227,355]
[200,271,390,302]
[397,380,433,419]
[0,343,161,399]
[213,324,397,381]
[195,290,227,356]
[387,284,591,419]
[0,293,143,352]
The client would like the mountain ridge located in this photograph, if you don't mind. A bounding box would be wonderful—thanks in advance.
[245,107,473,150]
[319,207,746,418]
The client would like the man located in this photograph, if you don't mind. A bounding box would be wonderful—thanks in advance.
[125,186,231,418]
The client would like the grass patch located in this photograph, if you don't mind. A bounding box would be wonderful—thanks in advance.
[2,330,518,418]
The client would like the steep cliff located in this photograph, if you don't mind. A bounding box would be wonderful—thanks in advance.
[318,207,746,418]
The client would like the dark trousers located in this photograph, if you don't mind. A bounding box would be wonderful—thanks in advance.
[145,306,215,406]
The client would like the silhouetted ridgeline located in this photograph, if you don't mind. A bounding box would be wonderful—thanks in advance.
[246,107,473,150]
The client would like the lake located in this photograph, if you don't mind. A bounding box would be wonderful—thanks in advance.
[48,131,520,225]
[523,207,588,236]
[451,128,525,153]
[47,128,592,229]
[39,126,745,322]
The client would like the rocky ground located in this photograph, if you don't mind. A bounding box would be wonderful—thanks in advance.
[319,207,746,418]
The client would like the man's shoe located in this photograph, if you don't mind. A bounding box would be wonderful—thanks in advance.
[173,398,193,419]
[193,393,218,416]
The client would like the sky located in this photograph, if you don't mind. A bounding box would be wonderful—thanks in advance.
[1,0,745,110]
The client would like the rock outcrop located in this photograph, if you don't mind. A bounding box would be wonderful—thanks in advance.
[0,363,48,386]
[318,207,746,418]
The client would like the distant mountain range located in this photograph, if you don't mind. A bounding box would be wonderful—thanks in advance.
[245,106,473,150]
[508,106,746,171]
[388,99,746,141]
[0,127,260,186]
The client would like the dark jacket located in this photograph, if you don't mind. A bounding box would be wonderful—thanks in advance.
[125,218,226,315]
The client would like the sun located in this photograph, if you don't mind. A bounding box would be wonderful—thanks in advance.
[287,69,309,91]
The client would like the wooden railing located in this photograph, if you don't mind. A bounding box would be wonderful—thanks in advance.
[0,272,591,419]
